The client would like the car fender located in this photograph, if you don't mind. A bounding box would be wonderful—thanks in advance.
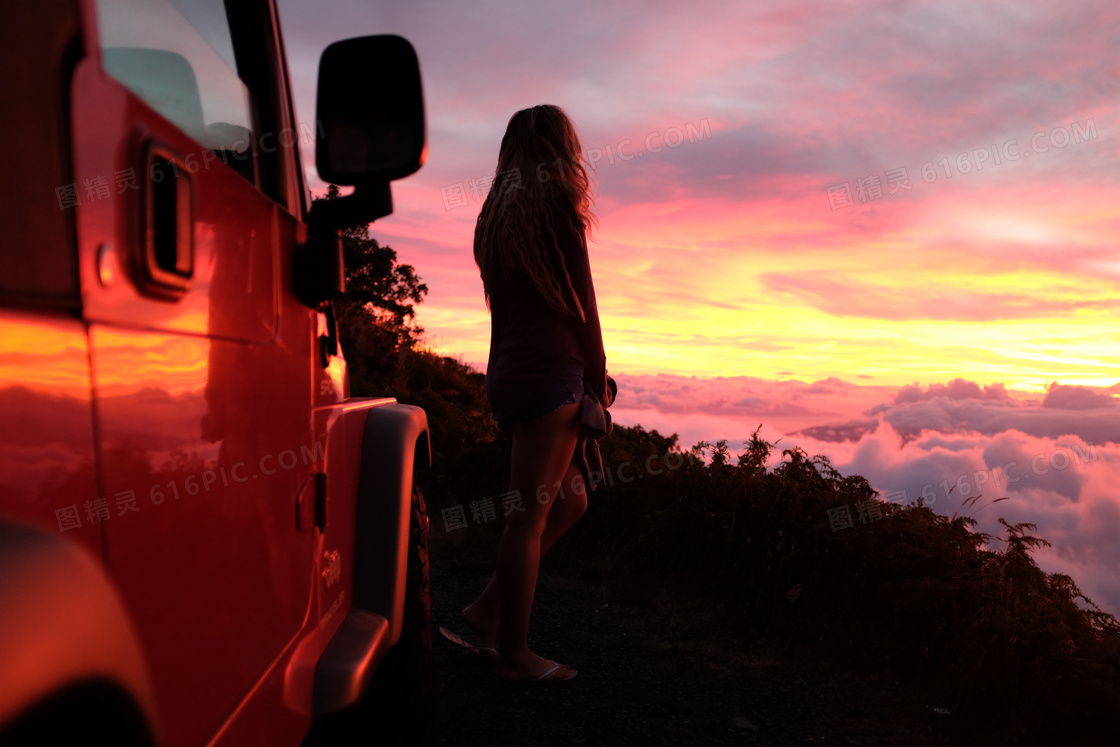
[352,403,431,645]
[0,522,157,739]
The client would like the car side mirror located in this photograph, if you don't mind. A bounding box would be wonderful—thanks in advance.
[312,34,426,229]
[297,35,426,308]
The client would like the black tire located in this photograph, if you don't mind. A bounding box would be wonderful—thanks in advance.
[0,683,155,747]
[303,484,434,747]
[366,483,435,744]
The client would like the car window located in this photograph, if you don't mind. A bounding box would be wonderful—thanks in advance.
[95,0,259,184]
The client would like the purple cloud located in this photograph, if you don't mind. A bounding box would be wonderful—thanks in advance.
[792,418,879,443]
[1041,382,1118,410]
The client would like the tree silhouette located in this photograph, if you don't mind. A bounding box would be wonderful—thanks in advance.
[315,184,428,391]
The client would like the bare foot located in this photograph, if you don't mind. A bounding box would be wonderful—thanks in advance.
[461,601,498,650]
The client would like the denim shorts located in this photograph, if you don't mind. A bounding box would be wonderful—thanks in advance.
[496,363,584,433]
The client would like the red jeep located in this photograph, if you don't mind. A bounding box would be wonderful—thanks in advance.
[0,1,433,745]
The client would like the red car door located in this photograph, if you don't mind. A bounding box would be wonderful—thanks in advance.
[70,1,317,744]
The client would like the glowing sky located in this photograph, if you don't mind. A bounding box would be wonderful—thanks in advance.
[280,0,1119,390]
[277,0,1120,614]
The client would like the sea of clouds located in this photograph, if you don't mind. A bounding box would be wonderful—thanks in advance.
[610,374,1120,617]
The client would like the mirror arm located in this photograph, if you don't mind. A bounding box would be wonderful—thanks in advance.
[307,181,393,231]
[294,181,393,308]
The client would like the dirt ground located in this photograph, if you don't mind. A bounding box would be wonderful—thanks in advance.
[429,545,969,747]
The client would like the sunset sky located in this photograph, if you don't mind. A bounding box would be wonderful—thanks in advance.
[278,0,1120,615]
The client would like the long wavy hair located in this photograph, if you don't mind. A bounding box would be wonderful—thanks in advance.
[473,105,597,320]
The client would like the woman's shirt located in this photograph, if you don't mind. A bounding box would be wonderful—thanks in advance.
[484,190,607,422]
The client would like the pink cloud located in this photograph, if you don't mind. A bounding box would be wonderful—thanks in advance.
[1041,382,1119,410]
[615,374,1120,448]
[613,373,894,429]
[878,394,1120,445]
[894,379,1016,404]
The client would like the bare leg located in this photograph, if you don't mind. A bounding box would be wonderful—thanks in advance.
[467,401,582,679]
[462,459,588,647]
[542,459,590,551]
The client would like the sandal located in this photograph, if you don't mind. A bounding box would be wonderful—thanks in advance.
[439,626,499,662]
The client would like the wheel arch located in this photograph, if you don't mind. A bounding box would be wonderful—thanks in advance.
[0,522,157,744]
[352,403,430,645]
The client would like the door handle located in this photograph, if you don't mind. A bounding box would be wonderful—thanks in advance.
[139,140,193,298]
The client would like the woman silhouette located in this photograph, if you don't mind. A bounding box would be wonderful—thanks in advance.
[461,105,608,682]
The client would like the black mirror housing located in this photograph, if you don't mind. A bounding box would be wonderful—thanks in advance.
[316,35,426,187]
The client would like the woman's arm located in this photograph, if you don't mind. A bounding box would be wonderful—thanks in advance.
[550,193,609,402]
